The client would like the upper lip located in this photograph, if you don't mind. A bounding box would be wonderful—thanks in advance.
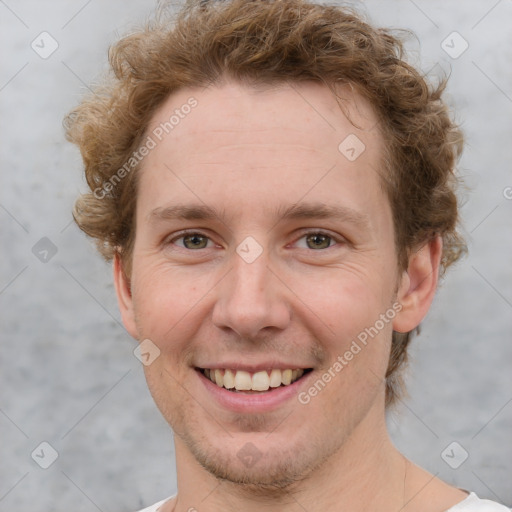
[195,362,313,372]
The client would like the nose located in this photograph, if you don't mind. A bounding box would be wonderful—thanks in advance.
[211,248,291,340]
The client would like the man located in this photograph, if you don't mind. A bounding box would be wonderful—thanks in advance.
[65,0,509,510]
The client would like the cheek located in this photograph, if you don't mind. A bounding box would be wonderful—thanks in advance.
[290,265,391,340]
[131,261,202,340]
[130,259,228,369]
[291,266,395,392]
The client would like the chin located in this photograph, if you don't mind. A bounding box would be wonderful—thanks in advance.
[188,438,315,492]
[174,417,343,495]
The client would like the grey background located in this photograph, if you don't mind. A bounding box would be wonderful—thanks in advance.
[1,0,511,510]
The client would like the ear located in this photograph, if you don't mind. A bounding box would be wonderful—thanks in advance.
[113,253,138,339]
[392,236,442,333]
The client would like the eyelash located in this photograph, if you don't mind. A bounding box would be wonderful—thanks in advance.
[166,230,344,251]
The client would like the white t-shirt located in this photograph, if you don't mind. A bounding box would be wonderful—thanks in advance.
[136,492,511,512]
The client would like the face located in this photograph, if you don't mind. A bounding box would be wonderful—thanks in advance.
[116,79,413,488]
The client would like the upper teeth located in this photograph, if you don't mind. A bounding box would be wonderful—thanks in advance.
[203,368,305,391]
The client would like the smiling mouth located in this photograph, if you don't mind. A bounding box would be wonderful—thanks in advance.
[197,368,313,393]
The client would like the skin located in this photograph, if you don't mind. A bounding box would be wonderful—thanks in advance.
[114,79,468,511]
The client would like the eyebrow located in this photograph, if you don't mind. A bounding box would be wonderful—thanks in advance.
[276,203,370,229]
[148,202,370,230]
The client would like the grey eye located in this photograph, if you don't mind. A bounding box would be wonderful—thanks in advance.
[294,232,338,250]
[176,233,211,249]
[305,233,333,250]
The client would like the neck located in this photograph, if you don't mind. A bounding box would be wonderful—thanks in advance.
[171,405,409,512]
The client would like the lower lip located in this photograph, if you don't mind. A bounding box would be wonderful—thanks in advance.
[196,370,312,413]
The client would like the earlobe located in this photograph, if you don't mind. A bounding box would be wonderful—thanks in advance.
[113,253,138,339]
[392,236,442,334]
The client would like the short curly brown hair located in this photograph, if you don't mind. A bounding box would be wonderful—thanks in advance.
[64,0,466,406]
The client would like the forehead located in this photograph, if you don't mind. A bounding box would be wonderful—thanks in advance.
[145,79,380,157]
[139,79,386,224]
